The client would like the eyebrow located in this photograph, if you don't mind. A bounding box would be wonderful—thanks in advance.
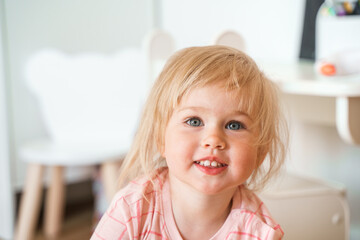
[177,106,252,119]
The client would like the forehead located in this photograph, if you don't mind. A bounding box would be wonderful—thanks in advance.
[178,81,259,119]
[179,83,244,110]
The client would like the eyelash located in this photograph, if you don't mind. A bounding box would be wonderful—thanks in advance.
[184,117,246,130]
[226,121,246,130]
[185,117,203,127]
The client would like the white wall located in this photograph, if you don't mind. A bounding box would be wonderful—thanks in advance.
[0,1,14,238]
[3,0,153,189]
[161,0,305,63]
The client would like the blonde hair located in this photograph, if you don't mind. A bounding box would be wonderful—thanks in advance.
[119,45,287,191]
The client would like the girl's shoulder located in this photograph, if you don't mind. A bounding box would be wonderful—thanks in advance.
[228,186,284,238]
[92,168,170,239]
[110,167,169,206]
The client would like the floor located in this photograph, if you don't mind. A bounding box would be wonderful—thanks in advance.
[34,209,94,240]
[15,179,98,240]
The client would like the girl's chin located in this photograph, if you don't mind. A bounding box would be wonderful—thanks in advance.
[191,182,236,196]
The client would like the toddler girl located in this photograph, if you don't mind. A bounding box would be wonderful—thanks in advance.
[91,45,287,240]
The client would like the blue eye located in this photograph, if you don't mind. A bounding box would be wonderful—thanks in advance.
[186,118,203,127]
[226,121,245,130]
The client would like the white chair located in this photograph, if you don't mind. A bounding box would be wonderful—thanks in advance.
[15,48,147,240]
[213,30,246,52]
[143,29,175,83]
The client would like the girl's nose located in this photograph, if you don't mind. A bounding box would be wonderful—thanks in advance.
[201,132,226,150]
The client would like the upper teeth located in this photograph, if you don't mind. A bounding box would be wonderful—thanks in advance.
[195,160,226,168]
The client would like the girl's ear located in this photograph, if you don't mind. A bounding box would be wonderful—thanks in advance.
[160,148,166,158]
[158,140,166,158]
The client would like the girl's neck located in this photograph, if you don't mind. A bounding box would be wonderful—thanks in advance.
[169,175,236,240]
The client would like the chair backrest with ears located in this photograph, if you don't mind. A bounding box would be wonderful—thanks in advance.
[143,30,175,84]
[25,49,147,148]
[213,30,246,52]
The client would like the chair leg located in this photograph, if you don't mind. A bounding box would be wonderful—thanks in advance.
[44,166,65,239]
[100,161,120,202]
[15,163,45,240]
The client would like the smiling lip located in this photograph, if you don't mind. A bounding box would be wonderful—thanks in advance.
[194,156,228,175]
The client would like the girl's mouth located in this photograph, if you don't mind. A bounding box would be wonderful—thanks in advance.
[194,160,227,168]
[194,156,228,175]
[194,160,228,175]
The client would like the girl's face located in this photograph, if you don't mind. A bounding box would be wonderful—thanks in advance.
[162,83,259,195]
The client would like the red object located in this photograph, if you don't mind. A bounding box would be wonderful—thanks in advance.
[320,63,336,76]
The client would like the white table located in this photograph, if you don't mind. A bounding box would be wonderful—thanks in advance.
[261,61,360,145]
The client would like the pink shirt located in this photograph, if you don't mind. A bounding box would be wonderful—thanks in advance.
[91,168,283,240]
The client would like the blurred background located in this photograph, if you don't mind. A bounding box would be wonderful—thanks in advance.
[1,0,360,239]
